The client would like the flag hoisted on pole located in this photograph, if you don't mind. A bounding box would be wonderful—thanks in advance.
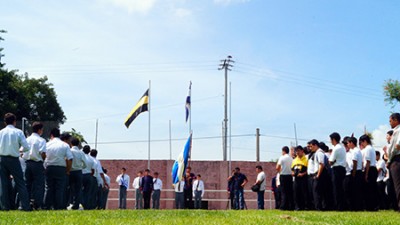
[124,89,149,128]
[171,133,192,184]
[185,81,192,132]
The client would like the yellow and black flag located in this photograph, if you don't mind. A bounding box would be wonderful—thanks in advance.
[124,89,149,128]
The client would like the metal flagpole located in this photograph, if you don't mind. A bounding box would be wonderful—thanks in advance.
[169,119,172,160]
[294,123,298,146]
[148,80,151,170]
[95,119,99,149]
[229,82,232,173]
[189,81,192,134]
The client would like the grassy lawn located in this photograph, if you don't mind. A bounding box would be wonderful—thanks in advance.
[0,210,399,225]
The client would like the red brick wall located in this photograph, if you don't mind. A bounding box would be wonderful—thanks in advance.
[101,160,277,210]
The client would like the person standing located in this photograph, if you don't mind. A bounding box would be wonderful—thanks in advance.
[44,128,73,210]
[184,166,195,209]
[132,171,143,209]
[174,177,185,209]
[387,113,400,211]
[90,149,109,209]
[0,113,31,211]
[360,134,378,211]
[24,121,46,210]
[192,174,205,209]
[140,169,153,209]
[306,146,316,210]
[81,145,95,210]
[116,167,129,209]
[376,151,388,210]
[68,137,86,210]
[152,172,162,209]
[254,165,266,210]
[101,168,111,210]
[271,174,281,209]
[347,137,364,211]
[276,146,294,210]
[227,169,235,209]
[228,167,248,210]
[291,146,308,210]
[328,132,347,211]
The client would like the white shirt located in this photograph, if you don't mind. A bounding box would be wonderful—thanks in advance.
[329,144,347,167]
[19,156,26,173]
[132,176,142,189]
[45,137,73,167]
[376,159,387,182]
[363,145,377,167]
[314,149,326,172]
[192,179,205,197]
[350,147,363,171]
[256,171,266,191]
[82,153,96,174]
[277,154,293,175]
[388,124,400,163]
[345,151,353,175]
[24,132,46,162]
[116,174,130,189]
[70,146,86,171]
[92,157,105,186]
[104,174,111,186]
[174,180,185,193]
[0,125,30,157]
[153,178,163,190]
[307,154,317,174]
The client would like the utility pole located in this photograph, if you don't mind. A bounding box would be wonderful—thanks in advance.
[219,56,234,161]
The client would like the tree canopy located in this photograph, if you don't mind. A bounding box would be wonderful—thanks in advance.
[384,79,400,108]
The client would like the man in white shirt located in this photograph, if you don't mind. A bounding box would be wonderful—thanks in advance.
[90,149,108,209]
[132,171,143,209]
[359,134,378,211]
[101,168,111,209]
[152,172,163,209]
[24,121,46,210]
[81,145,96,210]
[116,167,129,209]
[0,113,31,211]
[328,132,347,211]
[276,146,293,210]
[44,128,73,210]
[254,165,266,210]
[346,137,363,211]
[387,113,400,211]
[69,137,86,210]
[174,177,185,209]
[193,174,205,209]
[376,151,388,210]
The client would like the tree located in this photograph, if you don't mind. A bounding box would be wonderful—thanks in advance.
[384,79,400,108]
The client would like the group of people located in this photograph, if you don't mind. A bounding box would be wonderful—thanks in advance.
[273,113,400,212]
[117,166,205,210]
[0,112,111,211]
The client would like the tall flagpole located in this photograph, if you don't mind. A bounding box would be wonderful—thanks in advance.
[148,80,151,170]
[95,119,99,149]
[189,81,192,134]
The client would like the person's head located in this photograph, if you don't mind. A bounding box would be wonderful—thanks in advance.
[307,139,319,152]
[82,145,91,154]
[90,149,98,158]
[4,113,16,125]
[330,132,341,146]
[319,142,329,153]
[121,167,126,174]
[196,174,201,180]
[256,165,263,173]
[231,169,236,175]
[387,130,394,144]
[31,122,44,135]
[70,137,80,147]
[359,134,372,149]
[137,171,143,177]
[103,168,108,174]
[376,151,381,161]
[234,167,240,174]
[282,146,289,155]
[389,113,400,129]
[60,132,72,146]
[154,172,159,178]
[144,169,150,175]
[186,166,192,173]
[50,128,60,139]
[295,145,304,158]
[347,137,358,149]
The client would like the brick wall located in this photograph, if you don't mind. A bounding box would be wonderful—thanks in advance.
[101,160,277,210]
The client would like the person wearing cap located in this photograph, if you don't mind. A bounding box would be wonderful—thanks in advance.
[116,167,130,209]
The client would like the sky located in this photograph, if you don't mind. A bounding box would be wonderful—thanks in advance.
[1,0,399,161]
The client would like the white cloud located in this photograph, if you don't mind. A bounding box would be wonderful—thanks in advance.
[372,124,391,150]
[174,8,192,18]
[105,0,157,13]
[213,0,250,6]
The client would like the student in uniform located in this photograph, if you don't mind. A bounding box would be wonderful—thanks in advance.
[376,151,388,210]
[276,146,294,210]
[152,172,162,209]
[174,177,185,209]
[116,167,129,209]
[360,134,378,211]
[132,171,143,209]
[192,174,205,209]
[329,132,347,211]
[347,137,364,211]
[291,146,308,210]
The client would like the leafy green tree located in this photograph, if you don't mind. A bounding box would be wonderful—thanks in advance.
[384,79,400,108]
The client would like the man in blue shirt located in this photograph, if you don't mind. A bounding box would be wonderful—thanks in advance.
[228,167,248,210]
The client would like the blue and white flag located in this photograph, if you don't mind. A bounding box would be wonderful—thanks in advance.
[171,133,192,184]
[185,82,191,123]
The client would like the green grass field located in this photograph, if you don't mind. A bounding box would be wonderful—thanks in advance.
[0,210,399,225]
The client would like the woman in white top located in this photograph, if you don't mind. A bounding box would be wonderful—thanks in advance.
[359,134,378,211]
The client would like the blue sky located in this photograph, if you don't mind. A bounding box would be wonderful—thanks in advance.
[1,0,398,161]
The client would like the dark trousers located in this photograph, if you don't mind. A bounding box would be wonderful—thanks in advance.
[365,166,378,211]
[152,190,161,209]
[89,177,98,209]
[44,166,67,210]
[81,173,93,209]
[307,176,314,210]
[69,170,82,210]
[194,190,202,209]
[390,155,400,211]
[184,188,193,209]
[387,177,398,210]
[0,156,30,211]
[96,185,103,209]
[257,190,265,210]
[332,166,346,211]
[293,176,308,210]
[274,187,281,209]
[119,186,127,209]
[135,189,143,209]
[25,160,45,209]
[175,192,184,209]
[377,180,388,210]
[100,187,109,209]
[143,191,151,209]
[313,172,329,211]
[343,175,352,210]
[229,191,235,209]
[279,174,293,210]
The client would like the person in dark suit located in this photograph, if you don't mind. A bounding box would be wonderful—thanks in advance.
[140,169,153,209]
